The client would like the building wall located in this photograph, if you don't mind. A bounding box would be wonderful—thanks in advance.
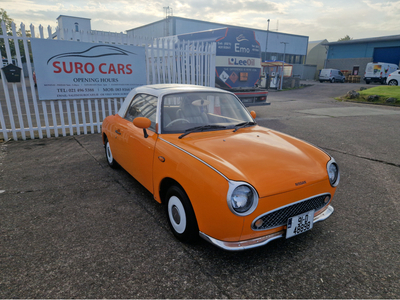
[306,40,328,79]
[292,64,317,80]
[327,39,400,60]
[325,57,372,76]
[255,31,308,56]
[57,15,91,32]
[127,19,172,38]
[174,18,226,35]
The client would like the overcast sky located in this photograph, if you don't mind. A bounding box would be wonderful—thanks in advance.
[3,0,400,42]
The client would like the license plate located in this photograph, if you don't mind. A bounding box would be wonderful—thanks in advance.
[286,210,315,239]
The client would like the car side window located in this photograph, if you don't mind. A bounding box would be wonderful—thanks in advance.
[125,94,157,131]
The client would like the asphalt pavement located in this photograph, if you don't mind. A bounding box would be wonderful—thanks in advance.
[1,81,399,298]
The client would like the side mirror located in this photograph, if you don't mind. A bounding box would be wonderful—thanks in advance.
[250,111,256,119]
[133,117,151,138]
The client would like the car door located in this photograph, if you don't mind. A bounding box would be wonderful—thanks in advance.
[115,93,158,193]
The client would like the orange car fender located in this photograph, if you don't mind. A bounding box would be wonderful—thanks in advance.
[102,115,120,160]
[152,138,245,242]
[101,116,111,144]
[102,115,117,143]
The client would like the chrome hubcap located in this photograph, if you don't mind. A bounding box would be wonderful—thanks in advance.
[172,205,181,224]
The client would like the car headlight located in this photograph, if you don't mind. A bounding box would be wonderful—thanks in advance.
[227,181,258,216]
[327,158,340,187]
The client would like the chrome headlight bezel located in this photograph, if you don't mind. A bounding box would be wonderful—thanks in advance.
[327,158,340,187]
[227,181,259,216]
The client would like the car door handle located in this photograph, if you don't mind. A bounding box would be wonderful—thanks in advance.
[115,129,121,135]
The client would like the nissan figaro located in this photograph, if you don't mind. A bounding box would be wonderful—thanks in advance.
[102,84,339,251]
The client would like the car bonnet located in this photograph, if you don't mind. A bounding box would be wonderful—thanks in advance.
[160,126,331,198]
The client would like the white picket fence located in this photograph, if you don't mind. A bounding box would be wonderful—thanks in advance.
[0,21,216,141]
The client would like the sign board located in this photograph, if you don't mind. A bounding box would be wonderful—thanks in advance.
[31,39,146,100]
[176,28,261,89]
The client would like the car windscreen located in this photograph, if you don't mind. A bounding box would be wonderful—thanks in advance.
[161,91,254,133]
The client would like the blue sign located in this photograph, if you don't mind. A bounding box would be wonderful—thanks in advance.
[177,27,261,89]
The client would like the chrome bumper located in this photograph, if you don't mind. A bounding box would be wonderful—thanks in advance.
[200,205,334,251]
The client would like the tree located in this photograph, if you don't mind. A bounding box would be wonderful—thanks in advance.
[0,8,13,35]
[0,8,15,58]
[338,35,352,41]
[0,8,32,62]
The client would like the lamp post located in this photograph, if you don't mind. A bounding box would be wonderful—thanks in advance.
[280,42,288,90]
[264,19,270,89]
[265,19,270,61]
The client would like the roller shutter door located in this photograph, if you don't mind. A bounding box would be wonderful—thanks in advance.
[373,47,400,65]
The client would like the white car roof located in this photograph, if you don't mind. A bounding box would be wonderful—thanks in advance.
[130,84,223,97]
[118,84,229,117]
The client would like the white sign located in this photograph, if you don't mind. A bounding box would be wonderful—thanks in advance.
[31,39,146,100]
[219,71,229,82]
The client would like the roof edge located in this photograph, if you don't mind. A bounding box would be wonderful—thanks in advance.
[57,15,91,21]
[326,34,400,45]
[127,16,308,38]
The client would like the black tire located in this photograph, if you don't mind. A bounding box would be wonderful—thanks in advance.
[319,80,323,83]
[105,137,118,168]
[365,80,370,84]
[166,185,199,243]
[388,79,398,86]
[341,78,345,83]
[331,78,335,83]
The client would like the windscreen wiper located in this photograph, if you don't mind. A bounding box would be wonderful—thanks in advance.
[178,125,226,139]
[233,121,256,132]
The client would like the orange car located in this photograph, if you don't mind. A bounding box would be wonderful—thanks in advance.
[102,84,339,251]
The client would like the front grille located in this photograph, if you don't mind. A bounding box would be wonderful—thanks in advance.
[252,194,330,231]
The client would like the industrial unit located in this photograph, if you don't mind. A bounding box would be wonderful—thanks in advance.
[324,35,400,77]
[305,39,328,80]
[127,16,309,66]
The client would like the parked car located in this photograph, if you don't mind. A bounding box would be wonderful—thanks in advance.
[102,84,340,251]
[386,70,400,86]
[364,62,398,84]
[319,69,345,83]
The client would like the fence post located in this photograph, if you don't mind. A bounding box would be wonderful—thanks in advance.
[1,21,18,140]
[13,22,35,139]
[27,23,44,138]
[210,42,216,87]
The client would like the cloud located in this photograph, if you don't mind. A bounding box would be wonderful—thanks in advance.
[2,0,400,42]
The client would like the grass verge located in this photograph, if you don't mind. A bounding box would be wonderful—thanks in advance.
[340,86,400,106]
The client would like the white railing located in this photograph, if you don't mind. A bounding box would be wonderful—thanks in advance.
[0,21,216,141]
[146,38,216,87]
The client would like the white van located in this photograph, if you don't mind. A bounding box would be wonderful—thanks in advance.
[363,62,398,84]
[319,69,345,83]
[2,58,18,67]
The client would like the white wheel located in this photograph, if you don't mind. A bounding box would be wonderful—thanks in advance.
[165,185,199,242]
[168,196,187,234]
[105,138,117,168]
